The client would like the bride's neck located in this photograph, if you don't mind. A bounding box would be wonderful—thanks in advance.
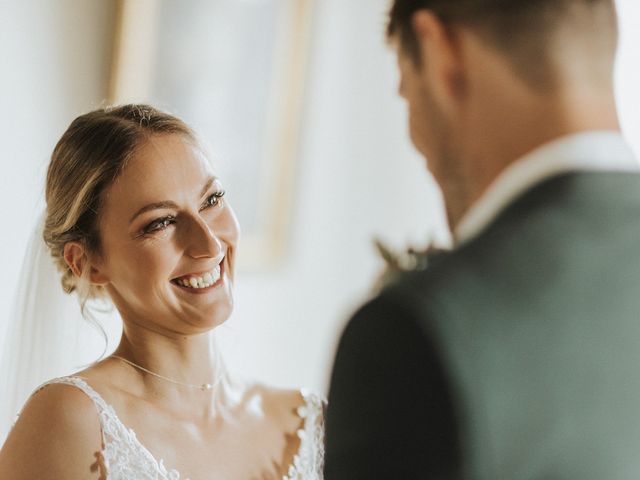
[113,325,223,402]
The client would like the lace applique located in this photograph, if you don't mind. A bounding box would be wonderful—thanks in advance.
[37,377,325,480]
[282,388,326,480]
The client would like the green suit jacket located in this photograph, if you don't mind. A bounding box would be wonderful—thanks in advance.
[326,171,640,479]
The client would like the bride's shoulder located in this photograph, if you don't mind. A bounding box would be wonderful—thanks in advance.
[0,379,103,479]
[13,379,102,442]
[246,384,325,477]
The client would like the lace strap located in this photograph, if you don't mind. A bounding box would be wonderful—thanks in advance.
[36,376,112,444]
[35,377,180,479]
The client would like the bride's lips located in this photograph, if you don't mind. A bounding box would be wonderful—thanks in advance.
[171,260,225,294]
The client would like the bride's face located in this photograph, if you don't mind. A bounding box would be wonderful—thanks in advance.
[93,133,240,334]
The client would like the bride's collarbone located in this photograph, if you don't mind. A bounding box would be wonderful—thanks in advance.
[98,381,306,478]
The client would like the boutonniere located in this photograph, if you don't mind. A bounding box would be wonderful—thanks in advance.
[372,238,448,292]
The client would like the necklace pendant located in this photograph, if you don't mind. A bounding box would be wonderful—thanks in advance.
[201,383,213,391]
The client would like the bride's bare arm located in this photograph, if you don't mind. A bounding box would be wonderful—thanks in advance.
[0,384,104,480]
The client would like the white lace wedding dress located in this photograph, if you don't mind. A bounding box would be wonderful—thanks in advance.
[35,377,325,479]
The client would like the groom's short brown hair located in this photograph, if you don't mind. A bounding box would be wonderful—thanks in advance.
[388,0,617,88]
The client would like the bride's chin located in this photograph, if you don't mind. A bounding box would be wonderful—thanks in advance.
[192,304,234,331]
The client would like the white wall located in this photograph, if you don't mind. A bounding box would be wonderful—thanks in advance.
[0,1,115,343]
[1,0,639,401]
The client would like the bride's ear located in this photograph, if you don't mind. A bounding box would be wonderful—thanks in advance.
[63,241,109,286]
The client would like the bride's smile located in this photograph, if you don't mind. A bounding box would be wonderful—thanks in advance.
[171,262,224,290]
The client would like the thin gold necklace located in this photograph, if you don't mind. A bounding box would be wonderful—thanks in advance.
[112,355,218,391]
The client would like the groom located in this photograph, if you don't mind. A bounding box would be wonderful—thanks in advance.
[325,0,640,478]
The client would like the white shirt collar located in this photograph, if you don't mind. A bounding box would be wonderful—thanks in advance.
[455,131,639,247]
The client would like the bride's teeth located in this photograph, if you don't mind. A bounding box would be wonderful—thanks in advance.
[177,264,223,288]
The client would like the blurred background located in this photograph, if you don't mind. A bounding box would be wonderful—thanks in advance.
[0,0,638,410]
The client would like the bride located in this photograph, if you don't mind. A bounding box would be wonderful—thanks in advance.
[0,104,324,479]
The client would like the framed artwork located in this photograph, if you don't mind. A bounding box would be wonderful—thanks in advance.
[108,0,314,269]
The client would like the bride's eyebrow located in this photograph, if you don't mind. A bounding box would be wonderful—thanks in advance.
[129,201,179,223]
[128,176,217,224]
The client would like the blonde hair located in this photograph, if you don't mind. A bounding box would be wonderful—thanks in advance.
[43,104,194,309]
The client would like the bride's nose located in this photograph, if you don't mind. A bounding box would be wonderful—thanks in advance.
[185,216,223,259]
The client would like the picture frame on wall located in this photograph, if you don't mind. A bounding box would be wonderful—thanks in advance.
[108,0,314,269]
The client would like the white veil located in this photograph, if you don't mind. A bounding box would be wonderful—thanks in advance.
[0,213,117,442]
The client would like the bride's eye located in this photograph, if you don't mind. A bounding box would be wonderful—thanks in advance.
[143,215,176,234]
[201,191,225,210]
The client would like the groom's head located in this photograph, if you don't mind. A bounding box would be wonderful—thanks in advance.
[387,0,619,228]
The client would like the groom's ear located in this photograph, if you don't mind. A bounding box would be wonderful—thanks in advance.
[411,10,466,103]
[63,241,109,286]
